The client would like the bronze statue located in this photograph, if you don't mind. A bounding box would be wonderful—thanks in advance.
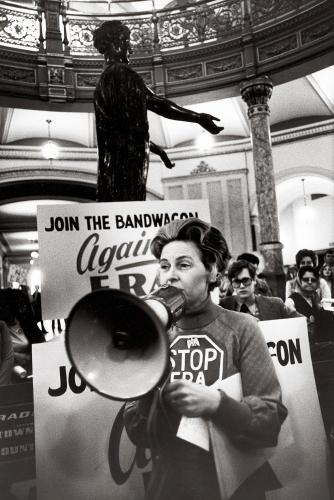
[93,21,224,202]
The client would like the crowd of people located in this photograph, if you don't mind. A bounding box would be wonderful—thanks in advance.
[219,247,334,344]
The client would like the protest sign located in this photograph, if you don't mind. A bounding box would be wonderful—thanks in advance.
[33,338,149,500]
[37,200,210,319]
[209,317,331,500]
[0,382,35,484]
[260,318,331,500]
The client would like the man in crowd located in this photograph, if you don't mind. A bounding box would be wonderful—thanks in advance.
[220,260,299,321]
[219,253,272,299]
[323,248,334,273]
[237,253,272,296]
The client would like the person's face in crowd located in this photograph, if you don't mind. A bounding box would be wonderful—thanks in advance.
[300,271,318,295]
[219,275,230,301]
[299,256,314,268]
[324,252,334,266]
[231,268,255,303]
[158,240,213,310]
[322,265,332,278]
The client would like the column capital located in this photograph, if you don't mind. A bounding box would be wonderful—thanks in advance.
[240,76,273,117]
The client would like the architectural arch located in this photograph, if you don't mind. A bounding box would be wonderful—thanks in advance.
[275,170,334,264]
[0,170,162,205]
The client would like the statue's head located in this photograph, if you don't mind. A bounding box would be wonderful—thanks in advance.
[93,21,132,64]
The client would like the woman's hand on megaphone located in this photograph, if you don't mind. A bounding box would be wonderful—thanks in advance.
[163,380,221,417]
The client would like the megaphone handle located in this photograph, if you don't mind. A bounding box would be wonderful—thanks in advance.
[146,388,161,465]
[146,366,174,463]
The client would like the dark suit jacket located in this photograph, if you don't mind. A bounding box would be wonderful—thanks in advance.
[220,294,300,321]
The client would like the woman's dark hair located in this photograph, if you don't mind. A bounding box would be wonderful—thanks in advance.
[298,265,319,281]
[227,260,257,282]
[295,249,317,268]
[93,21,130,61]
[150,218,231,291]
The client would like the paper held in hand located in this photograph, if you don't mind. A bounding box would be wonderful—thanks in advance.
[177,373,292,499]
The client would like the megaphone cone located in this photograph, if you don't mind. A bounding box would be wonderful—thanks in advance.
[65,289,169,401]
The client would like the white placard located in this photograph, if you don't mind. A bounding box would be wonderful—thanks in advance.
[37,200,210,319]
[33,338,149,500]
[210,318,331,500]
[261,318,330,500]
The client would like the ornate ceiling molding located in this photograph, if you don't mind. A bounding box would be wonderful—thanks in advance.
[0,119,332,169]
[271,119,334,144]
[0,165,94,180]
[162,167,249,183]
[0,146,97,160]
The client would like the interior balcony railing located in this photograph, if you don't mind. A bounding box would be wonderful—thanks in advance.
[0,0,324,56]
[0,1,42,51]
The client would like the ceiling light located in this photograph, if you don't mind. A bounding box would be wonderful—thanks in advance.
[31,251,39,259]
[42,141,59,159]
[301,178,314,222]
[196,132,214,151]
[42,119,59,159]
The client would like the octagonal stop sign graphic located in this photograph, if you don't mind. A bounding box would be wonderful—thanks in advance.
[169,334,224,386]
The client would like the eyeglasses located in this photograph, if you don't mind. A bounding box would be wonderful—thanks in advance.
[231,277,252,288]
[301,277,317,283]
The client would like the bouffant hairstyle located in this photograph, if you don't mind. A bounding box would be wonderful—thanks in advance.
[150,218,231,291]
[298,265,319,281]
[295,248,317,268]
[227,259,257,282]
[93,21,130,61]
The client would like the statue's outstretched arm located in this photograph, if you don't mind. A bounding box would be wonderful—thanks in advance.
[150,141,175,169]
[146,87,224,135]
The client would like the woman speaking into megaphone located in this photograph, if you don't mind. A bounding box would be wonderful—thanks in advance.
[124,218,288,500]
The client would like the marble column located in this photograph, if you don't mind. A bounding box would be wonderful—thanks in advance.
[240,76,285,299]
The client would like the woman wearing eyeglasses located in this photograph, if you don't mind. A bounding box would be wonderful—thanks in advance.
[124,218,287,500]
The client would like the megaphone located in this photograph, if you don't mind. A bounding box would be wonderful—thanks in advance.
[65,286,185,401]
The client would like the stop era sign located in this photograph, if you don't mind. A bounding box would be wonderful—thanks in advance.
[170,334,224,386]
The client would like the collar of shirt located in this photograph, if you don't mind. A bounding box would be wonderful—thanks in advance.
[236,297,259,318]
